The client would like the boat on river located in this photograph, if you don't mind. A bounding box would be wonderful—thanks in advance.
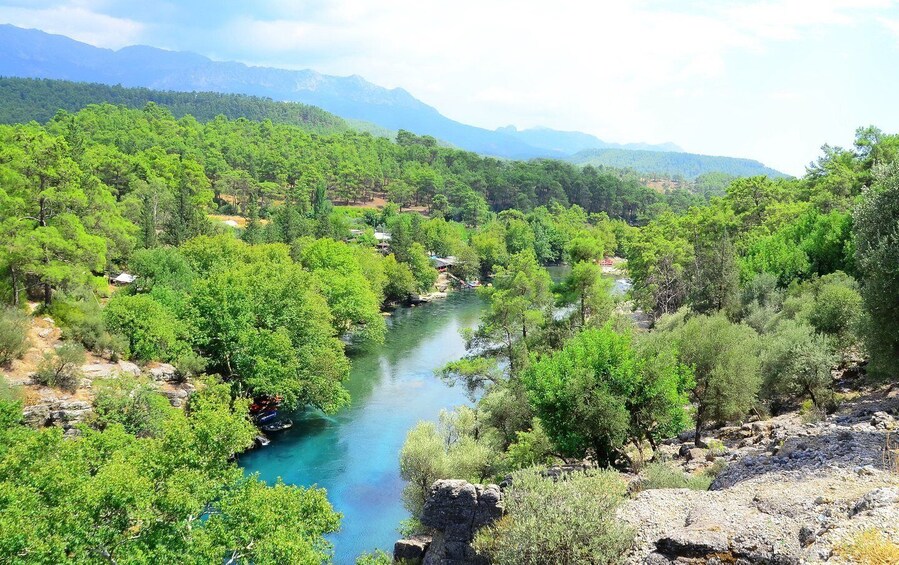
[260,419,293,433]
[255,410,278,423]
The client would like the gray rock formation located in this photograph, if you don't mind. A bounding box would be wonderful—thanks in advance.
[395,480,503,565]
[620,386,899,563]
[394,536,431,562]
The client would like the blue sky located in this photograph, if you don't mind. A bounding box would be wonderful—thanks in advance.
[1,0,898,175]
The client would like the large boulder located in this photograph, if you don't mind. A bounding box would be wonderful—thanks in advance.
[394,535,431,563]
[417,480,503,565]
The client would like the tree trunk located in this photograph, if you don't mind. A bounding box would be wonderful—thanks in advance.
[10,267,18,307]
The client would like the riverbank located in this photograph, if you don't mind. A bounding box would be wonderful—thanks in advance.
[240,291,486,562]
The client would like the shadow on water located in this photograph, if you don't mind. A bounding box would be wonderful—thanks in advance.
[240,291,485,564]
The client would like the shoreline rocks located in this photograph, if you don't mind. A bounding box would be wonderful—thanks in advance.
[395,480,503,565]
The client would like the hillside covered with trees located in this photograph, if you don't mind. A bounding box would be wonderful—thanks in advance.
[1,91,898,562]
[568,147,788,179]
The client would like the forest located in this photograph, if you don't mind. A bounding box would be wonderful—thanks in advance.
[1,94,898,563]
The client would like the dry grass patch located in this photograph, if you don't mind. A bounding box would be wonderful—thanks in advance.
[835,529,899,565]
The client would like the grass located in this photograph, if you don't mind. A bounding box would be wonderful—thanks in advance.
[634,462,716,492]
[835,529,899,565]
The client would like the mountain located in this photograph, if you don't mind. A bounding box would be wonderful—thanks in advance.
[0,77,349,133]
[0,25,786,177]
[567,148,789,179]
[0,24,543,157]
[496,125,682,154]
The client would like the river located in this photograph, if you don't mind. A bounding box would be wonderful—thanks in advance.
[240,291,486,563]
[240,269,629,563]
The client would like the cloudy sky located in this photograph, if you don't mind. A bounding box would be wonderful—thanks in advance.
[1,0,898,175]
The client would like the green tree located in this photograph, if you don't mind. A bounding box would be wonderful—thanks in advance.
[662,312,761,444]
[103,293,187,361]
[853,163,899,377]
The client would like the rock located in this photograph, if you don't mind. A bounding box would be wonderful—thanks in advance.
[871,411,895,429]
[686,448,707,462]
[798,525,816,547]
[394,535,431,563]
[21,404,50,427]
[117,361,141,376]
[419,480,503,565]
[851,487,899,516]
[149,363,179,382]
[81,363,121,378]
[37,328,52,338]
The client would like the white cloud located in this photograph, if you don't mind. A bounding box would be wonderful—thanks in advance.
[3,0,899,173]
[0,2,143,48]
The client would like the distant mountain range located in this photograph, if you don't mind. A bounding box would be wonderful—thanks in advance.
[568,148,788,179]
[0,24,786,178]
[496,125,682,155]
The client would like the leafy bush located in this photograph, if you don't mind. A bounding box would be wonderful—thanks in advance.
[355,550,393,565]
[399,408,501,517]
[636,462,713,492]
[91,376,175,437]
[103,294,187,361]
[473,469,633,565]
[760,320,837,411]
[34,342,85,391]
[0,307,29,364]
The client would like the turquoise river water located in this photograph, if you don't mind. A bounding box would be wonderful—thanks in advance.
[240,291,486,563]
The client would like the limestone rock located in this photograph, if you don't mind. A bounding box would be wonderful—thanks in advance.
[851,487,899,516]
[21,403,50,427]
[394,535,431,563]
[419,480,503,565]
[149,363,179,382]
[117,361,141,376]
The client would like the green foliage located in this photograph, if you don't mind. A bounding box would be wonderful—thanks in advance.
[91,376,175,437]
[563,261,614,327]
[399,408,501,518]
[0,77,349,132]
[504,419,556,470]
[300,238,387,342]
[658,312,760,442]
[854,166,899,377]
[356,549,394,565]
[569,147,787,180]
[760,320,837,410]
[523,326,691,466]
[0,307,29,364]
[382,254,418,303]
[103,293,187,362]
[34,342,86,391]
[635,462,713,491]
[0,379,341,563]
[473,468,633,565]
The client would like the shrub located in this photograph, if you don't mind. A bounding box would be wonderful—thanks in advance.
[91,376,175,437]
[473,469,633,565]
[835,529,899,565]
[0,307,30,365]
[102,294,187,361]
[355,550,393,565]
[636,462,713,492]
[34,343,85,391]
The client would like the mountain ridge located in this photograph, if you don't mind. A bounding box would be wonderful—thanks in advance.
[0,24,787,177]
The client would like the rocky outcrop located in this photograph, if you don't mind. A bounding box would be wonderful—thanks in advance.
[22,398,93,429]
[394,536,431,563]
[395,480,503,565]
[620,386,899,563]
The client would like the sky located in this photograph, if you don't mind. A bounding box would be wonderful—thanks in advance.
[1,0,898,175]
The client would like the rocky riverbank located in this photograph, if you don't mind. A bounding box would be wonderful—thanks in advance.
[396,381,899,564]
[2,312,195,432]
